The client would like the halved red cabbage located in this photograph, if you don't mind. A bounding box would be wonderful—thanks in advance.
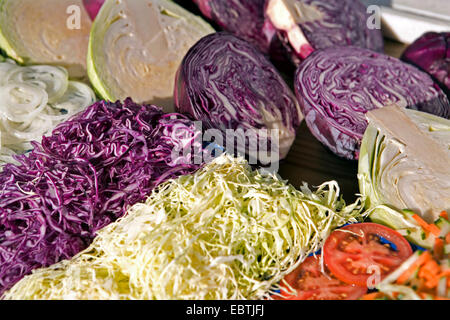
[0,98,204,295]
[294,46,450,160]
[192,0,279,56]
[265,0,384,65]
[402,32,450,98]
[174,32,302,161]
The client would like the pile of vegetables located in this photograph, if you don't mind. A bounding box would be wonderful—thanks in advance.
[175,32,302,161]
[0,98,204,295]
[295,46,450,160]
[402,32,450,98]
[87,0,214,112]
[265,0,384,65]
[0,0,447,302]
[2,154,365,300]
[0,60,96,166]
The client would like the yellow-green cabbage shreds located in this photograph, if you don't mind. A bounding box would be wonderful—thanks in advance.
[4,154,364,300]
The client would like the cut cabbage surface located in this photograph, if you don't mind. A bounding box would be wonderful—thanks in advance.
[0,0,92,79]
[358,105,450,225]
[87,0,214,112]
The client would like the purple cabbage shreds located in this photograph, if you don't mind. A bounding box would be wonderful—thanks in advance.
[294,46,450,160]
[0,98,204,295]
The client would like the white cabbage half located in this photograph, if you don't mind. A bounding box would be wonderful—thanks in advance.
[358,105,450,226]
[87,0,214,112]
[0,0,92,79]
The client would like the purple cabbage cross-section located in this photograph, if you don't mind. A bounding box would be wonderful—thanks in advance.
[294,46,450,160]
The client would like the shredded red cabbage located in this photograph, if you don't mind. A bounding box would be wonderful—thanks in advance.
[0,98,204,295]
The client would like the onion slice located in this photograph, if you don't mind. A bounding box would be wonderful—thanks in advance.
[0,61,96,167]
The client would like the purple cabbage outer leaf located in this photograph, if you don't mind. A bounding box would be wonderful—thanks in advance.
[0,98,204,295]
[83,0,105,20]
[192,0,281,57]
[402,32,450,98]
[265,0,384,66]
[175,32,302,161]
[294,46,450,160]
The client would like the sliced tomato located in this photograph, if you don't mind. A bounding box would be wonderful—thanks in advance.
[274,256,367,300]
[323,223,413,287]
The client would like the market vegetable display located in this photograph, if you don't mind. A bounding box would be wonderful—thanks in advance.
[265,0,384,65]
[0,60,96,167]
[295,46,450,160]
[192,0,279,56]
[402,32,450,98]
[175,32,302,161]
[3,154,365,300]
[0,0,92,79]
[358,106,450,248]
[0,98,205,295]
[87,0,214,112]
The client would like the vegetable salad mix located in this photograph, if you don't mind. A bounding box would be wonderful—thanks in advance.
[0,98,204,295]
[0,0,448,302]
[3,155,364,300]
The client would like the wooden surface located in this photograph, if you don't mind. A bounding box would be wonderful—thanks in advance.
[175,0,407,203]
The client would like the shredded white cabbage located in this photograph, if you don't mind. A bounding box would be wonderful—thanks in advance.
[0,60,96,167]
[3,154,364,300]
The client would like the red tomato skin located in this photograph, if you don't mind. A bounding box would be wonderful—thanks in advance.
[323,223,413,287]
[274,256,367,300]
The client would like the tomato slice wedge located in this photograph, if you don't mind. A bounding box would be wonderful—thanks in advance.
[323,223,413,287]
[274,256,367,300]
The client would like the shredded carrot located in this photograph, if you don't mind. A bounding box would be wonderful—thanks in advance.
[419,260,441,288]
[419,292,431,300]
[434,238,445,260]
[419,292,449,300]
[434,296,450,301]
[440,211,449,220]
[396,251,432,285]
[412,214,441,237]
[360,292,384,300]
[446,233,450,244]
[439,270,450,277]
